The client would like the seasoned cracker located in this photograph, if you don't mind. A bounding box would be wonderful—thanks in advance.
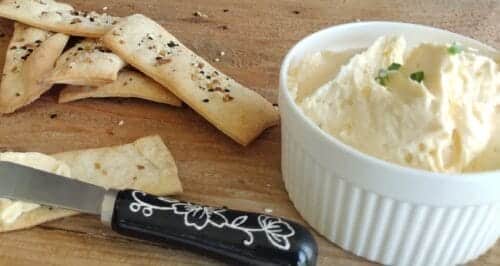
[0,0,119,38]
[0,23,68,114]
[46,39,126,86]
[59,70,182,106]
[102,14,279,145]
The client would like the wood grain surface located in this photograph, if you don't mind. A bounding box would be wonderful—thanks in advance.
[0,0,498,265]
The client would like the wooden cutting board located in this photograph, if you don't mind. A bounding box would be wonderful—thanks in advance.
[0,0,498,265]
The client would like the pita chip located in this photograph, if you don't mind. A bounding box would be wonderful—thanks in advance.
[46,39,126,86]
[0,135,182,232]
[102,14,280,146]
[0,23,68,114]
[0,0,119,38]
[59,70,183,106]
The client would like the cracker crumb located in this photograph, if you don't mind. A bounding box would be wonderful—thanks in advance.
[193,11,208,18]
[223,94,234,102]
[118,120,124,126]
[102,6,108,11]
[214,58,220,62]
[264,208,273,214]
[219,51,225,56]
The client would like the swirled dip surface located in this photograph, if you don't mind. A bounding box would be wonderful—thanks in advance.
[289,36,500,173]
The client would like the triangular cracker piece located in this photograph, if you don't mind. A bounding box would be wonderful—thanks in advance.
[0,0,119,38]
[59,70,183,106]
[102,14,280,146]
[53,135,182,195]
[0,23,68,114]
[0,135,182,232]
[46,39,126,86]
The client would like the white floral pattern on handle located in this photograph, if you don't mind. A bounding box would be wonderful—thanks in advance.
[129,191,296,251]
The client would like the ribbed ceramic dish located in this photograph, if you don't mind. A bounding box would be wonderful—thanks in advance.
[279,22,500,266]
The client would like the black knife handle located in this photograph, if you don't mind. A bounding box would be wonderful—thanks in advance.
[109,190,317,266]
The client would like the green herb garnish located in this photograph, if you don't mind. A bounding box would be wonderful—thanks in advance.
[410,71,425,83]
[375,69,389,85]
[388,63,402,71]
[375,63,402,86]
[448,42,463,55]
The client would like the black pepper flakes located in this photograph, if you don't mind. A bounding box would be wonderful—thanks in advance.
[15,92,20,97]
[206,75,211,80]
[167,41,178,48]
[220,25,228,30]
[70,18,82,24]
[155,57,171,66]
[9,46,17,50]
[292,10,300,14]
[49,113,57,119]
[223,9,229,12]
[77,47,83,51]
[202,99,209,103]
[208,88,214,92]
[224,89,230,92]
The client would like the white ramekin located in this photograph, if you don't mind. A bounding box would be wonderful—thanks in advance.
[279,22,499,266]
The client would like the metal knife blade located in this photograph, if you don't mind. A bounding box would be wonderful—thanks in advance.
[0,161,106,215]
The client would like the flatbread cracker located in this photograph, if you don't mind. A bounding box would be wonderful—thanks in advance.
[102,14,280,146]
[0,135,182,232]
[46,39,126,86]
[0,0,118,38]
[58,70,183,106]
[0,23,68,114]
[53,135,182,195]
[0,207,76,232]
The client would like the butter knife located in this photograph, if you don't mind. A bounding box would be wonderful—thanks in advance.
[0,161,317,266]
